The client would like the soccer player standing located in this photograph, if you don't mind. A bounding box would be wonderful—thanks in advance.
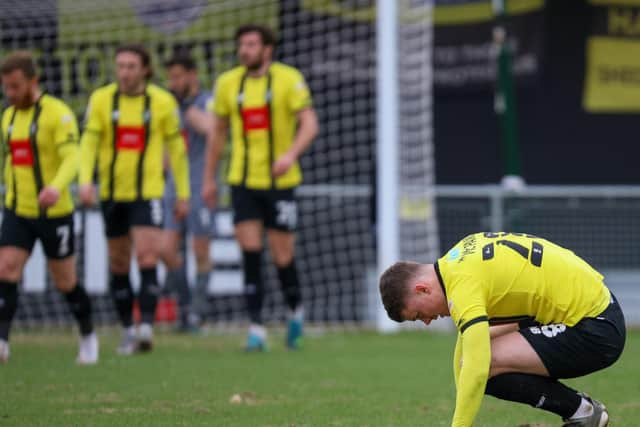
[0,51,98,364]
[160,52,214,331]
[79,44,190,354]
[380,232,626,427]
[202,24,318,350]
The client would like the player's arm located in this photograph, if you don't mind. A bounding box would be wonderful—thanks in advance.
[453,332,462,388]
[272,73,318,177]
[451,318,491,427]
[202,78,230,208]
[288,107,318,159]
[39,109,80,208]
[78,94,102,205]
[203,113,228,176]
[184,100,213,136]
[164,101,191,203]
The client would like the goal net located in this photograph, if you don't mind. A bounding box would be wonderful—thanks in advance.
[0,0,437,329]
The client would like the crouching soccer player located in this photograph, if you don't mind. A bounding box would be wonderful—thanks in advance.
[380,232,625,427]
[0,51,98,364]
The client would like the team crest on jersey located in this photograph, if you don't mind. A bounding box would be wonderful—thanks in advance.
[447,248,461,261]
[129,0,206,35]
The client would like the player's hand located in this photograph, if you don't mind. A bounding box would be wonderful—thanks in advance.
[79,184,96,207]
[201,180,217,209]
[185,104,199,129]
[38,186,60,208]
[272,152,296,177]
[174,199,189,221]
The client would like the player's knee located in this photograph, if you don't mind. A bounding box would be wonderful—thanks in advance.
[271,249,293,268]
[54,278,76,293]
[136,250,158,269]
[194,247,210,271]
[0,258,23,282]
[109,255,130,275]
[50,268,77,292]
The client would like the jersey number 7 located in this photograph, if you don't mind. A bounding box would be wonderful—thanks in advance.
[481,232,544,267]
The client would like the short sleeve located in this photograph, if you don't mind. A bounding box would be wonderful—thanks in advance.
[212,77,230,117]
[54,104,79,146]
[287,69,312,112]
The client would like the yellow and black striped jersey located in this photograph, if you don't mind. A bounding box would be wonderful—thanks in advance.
[79,82,190,201]
[211,62,312,190]
[1,93,79,218]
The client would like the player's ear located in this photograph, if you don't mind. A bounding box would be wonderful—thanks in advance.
[414,282,429,294]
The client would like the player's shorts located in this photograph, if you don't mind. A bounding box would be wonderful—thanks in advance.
[230,185,298,232]
[519,292,626,379]
[0,209,75,259]
[100,199,164,238]
[164,192,214,237]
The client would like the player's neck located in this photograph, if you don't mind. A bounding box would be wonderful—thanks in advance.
[17,88,42,110]
[119,82,146,97]
[189,82,200,98]
[247,60,272,78]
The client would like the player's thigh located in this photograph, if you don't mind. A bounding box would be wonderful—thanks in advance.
[518,319,623,379]
[38,214,75,260]
[186,194,214,238]
[131,226,162,267]
[490,323,520,339]
[130,199,164,230]
[100,201,130,239]
[107,235,132,274]
[234,221,263,251]
[0,211,34,280]
[264,188,298,233]
[266,229,295,267]
[489,330,549,378]
[187,196,213,268]
[231,186,263,236]
[0,247,31,282]
[47,256,77,291]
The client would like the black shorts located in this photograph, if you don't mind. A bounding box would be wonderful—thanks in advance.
[100,199,164,238]
[0,209,75,259]
[519,292,626,379]
[230,186,298,232]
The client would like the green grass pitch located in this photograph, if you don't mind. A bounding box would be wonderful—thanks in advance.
[1,329,638,426]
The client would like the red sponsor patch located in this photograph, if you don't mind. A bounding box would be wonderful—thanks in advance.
[10,139,34,166]
[116,126,145,151]
[241,106,270,132]
[181,128,189,150]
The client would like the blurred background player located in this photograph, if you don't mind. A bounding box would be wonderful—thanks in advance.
[160,52,214,331]
[0,51,98,364]
[79,44,190,354]
[202,24,319,351]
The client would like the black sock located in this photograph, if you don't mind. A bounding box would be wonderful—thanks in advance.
[243,250,263,324]
[0,281,18,341]
[110,273,133,328]
[63,284,94,336]
[139,268,160,324]
[277,260,301,311]
[486,373,581,419]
